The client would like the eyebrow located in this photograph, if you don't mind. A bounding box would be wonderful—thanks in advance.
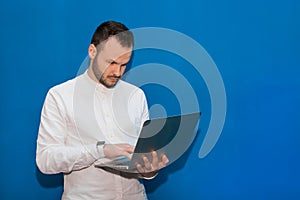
[106,59,128,66]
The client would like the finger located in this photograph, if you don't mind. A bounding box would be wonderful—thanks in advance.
[161,154,169,164]
[122,151,133,159]
[119,144,135,153]
[142,156,152,170]
[126,145,135,153]
[124,146,134,155]
[111,144,134,159]
[158,162,165,169]
[151,151,159,169]
[158,154,169,169]
[136,163,145,174]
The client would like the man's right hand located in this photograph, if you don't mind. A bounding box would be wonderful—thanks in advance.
[103,144,134,159]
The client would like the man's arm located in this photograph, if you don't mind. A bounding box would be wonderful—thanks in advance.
[36,90,102,174]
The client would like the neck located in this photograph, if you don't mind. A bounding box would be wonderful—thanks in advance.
[87,66,99,83]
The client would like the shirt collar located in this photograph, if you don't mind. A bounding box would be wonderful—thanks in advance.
[83,70,120,94]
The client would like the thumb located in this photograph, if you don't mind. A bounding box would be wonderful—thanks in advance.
[118,144,134,159]
[122,151,133,159]
[118,144,135,153]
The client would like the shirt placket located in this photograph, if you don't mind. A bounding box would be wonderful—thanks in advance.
[102,92,116,143]
[102,91,124,196]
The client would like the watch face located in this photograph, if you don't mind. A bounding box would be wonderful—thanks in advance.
[97,141,105,146]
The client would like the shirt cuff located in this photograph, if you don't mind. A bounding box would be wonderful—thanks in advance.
[86,142,105,160]
[139,171,159,180]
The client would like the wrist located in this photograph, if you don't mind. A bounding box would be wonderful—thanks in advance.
[139,171,158,180]
[96,141,105,159]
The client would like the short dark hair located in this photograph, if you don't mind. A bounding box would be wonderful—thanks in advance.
[90,21,134,49]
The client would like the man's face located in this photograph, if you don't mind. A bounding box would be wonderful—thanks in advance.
[90,37,132,88]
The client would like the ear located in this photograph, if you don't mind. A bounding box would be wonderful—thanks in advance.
[88,44,97,60]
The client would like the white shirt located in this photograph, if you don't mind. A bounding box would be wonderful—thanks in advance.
[36,71,149,200]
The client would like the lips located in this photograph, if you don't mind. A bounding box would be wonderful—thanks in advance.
[109,77,119,82]
[108,75,121,81]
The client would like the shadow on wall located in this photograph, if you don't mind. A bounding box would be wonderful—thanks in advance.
[36,167,63,188]
[144,129,202,193]
[34,129,201,192]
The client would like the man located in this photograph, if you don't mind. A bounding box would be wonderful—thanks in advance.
[36,21,169,200]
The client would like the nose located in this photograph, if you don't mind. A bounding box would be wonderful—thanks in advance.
[111,65,123,77]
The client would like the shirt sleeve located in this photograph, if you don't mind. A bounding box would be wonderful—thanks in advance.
[140,90,149,123]
[131,88,149,136]
[36,89,103,174]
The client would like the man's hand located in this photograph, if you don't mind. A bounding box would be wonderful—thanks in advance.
[136,151,169,179]
[103,144,134,159]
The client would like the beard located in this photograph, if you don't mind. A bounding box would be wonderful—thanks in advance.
[92,63,120,88]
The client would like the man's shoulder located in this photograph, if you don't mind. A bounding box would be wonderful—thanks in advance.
[118,80,144,94]
[47,76,78,95]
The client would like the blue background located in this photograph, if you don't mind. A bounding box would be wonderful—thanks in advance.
[1,0,300,199]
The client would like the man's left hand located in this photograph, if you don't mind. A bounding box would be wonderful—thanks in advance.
[136,151,169,179]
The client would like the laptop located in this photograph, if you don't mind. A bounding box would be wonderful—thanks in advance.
[94,112,201,172]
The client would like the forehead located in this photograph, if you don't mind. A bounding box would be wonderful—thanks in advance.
[99,37,132,61]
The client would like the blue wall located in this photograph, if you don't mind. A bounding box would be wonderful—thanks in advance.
[1,0,300,199]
